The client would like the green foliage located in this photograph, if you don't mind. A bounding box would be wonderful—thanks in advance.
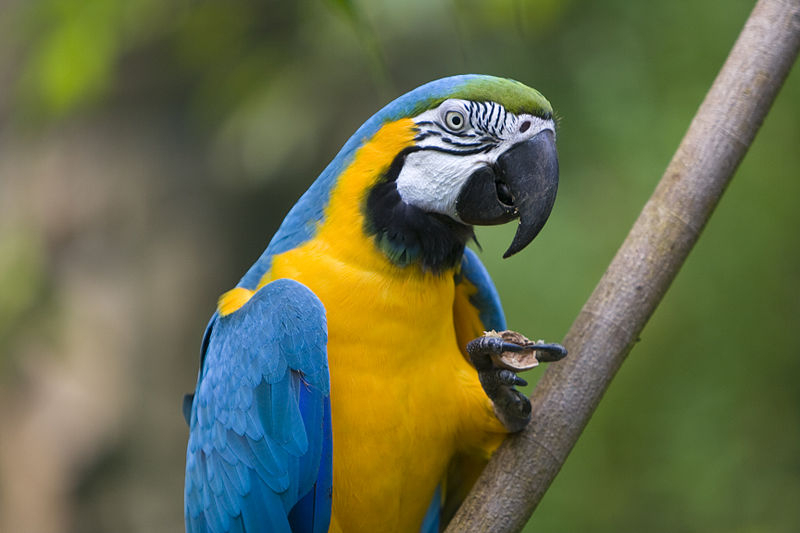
[13,0,172,120]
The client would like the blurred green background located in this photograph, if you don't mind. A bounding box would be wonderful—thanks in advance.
[0,0,798,531]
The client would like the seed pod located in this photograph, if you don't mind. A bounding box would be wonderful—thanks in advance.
[484,330,542,371]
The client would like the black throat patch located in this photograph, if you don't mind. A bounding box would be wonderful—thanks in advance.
[364,150,473,273]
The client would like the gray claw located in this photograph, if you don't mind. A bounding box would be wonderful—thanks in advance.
[532,343,568,362]
[501,342,527,353]
[498,369,528,387]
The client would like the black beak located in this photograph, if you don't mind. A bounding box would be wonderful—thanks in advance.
[455,129,559,258]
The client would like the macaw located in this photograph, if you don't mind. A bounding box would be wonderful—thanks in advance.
[183,74,566,533]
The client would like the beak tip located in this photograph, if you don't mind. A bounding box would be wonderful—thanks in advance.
[497,130,559,259]
[502,224,543,259]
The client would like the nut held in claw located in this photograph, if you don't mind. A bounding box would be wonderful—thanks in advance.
[484,330,543,371]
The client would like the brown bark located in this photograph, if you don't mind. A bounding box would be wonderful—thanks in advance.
[445,0,800,531]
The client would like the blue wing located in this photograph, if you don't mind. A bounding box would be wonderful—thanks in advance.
[184,278,332,533]
[458,247,506,332]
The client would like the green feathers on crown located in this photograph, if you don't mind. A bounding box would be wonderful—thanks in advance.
[406,76,553,120]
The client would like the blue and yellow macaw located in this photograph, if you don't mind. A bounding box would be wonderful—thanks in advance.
[183,74,566,532]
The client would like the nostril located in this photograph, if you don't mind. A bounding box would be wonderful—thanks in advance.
[495,181,514,206]
[519,121,531,133]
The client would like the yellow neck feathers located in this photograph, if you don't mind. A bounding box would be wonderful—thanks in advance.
[219,118,423,316]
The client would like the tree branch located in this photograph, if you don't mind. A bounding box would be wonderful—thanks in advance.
[445,0,800,531]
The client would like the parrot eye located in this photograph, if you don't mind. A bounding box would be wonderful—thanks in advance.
[444,110,466,131]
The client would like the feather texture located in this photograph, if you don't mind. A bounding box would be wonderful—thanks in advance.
[185,279,331,532]
[459,247,506,331]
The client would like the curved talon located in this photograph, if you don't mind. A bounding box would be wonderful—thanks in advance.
[498,369,528,387]
[533,343,568,362]
[501,342,527,353]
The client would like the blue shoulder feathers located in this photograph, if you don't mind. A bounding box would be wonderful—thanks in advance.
[184,279,332,533]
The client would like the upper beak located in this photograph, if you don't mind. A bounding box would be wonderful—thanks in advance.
[455,129,559,258]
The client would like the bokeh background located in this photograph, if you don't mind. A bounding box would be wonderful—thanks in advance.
[1,0,798,531]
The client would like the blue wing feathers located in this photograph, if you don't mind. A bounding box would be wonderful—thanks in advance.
[185,279,332,533]
[288,397,333,533]
[294,384,323,491]
[459,247,507,331]
[420,484,442,533]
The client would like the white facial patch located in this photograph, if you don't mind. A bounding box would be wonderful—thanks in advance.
[395,99,554,220]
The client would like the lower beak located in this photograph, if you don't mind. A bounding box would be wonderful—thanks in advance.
[455,129,559,258]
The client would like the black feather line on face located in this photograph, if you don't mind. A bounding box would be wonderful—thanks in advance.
[363,149,474,273]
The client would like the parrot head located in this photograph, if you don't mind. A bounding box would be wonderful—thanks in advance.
[355,75,559,271]
[399,85,557,259]
[266,75,559,279]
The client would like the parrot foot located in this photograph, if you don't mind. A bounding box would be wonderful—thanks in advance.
[467,333,567,433]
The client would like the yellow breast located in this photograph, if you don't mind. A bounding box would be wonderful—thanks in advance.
[272,243,475,531]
